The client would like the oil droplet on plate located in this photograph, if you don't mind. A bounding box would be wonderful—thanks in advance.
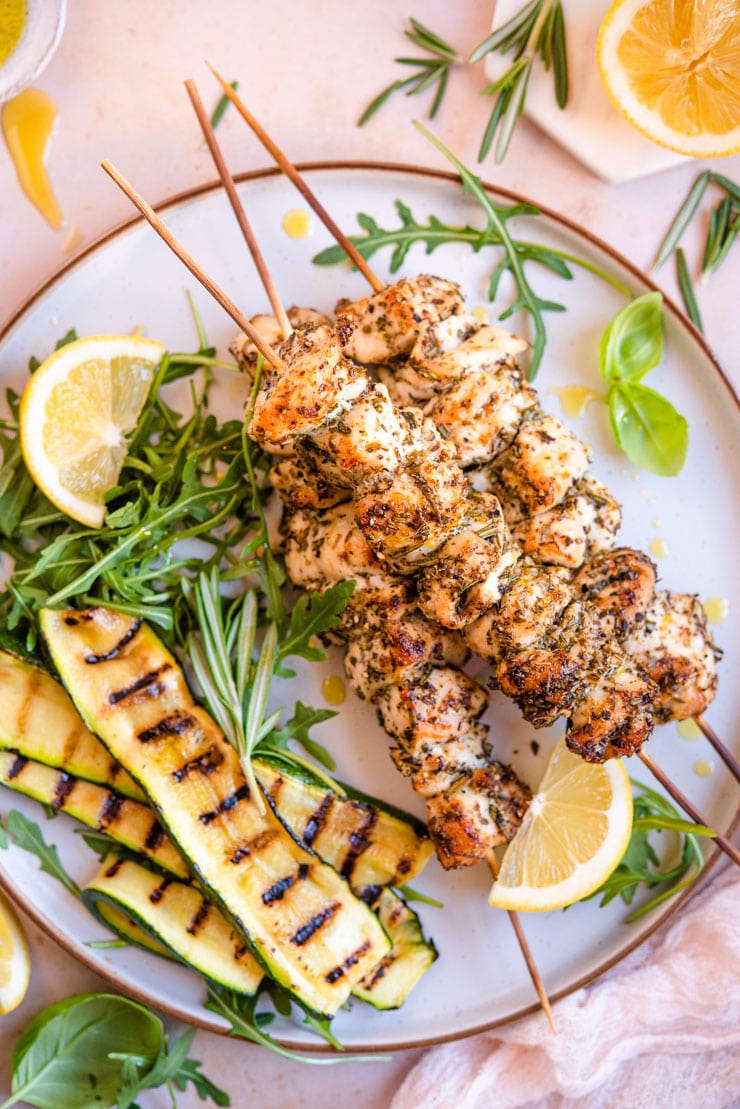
[649,537,669,559]
[549,385,600,420]
[677,719,701,740]
[471,305,488,323]
[0,0,25,65]
[652,517,662,529]
[282,208,313,239]
[322,675,346,706]
[703,596,729,624]
[693,759,714,778]
[2,88,62,229]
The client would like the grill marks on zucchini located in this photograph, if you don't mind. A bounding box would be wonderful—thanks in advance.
[138,712,195,745]
[0,749,188,878]
[109,663,172,705]
[0,648,145,802]
[82,857,264,995]
[85,618,143,663]
[257,762,435,889]
[40,607,391,1017]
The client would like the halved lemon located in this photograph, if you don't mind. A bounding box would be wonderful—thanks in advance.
[489,737,633,912]
[0,890,30,1014]
[20,334,165,528]
[597,0,740,158]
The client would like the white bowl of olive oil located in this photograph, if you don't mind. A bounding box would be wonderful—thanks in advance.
[0,0,67,103]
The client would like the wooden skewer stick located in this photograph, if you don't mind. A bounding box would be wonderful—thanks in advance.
[638,750,740,867]
[205,63,385,294]
[488,851,556,1033]
[184,79,293,342]
[100,160,283,370]
[695,715,740,784]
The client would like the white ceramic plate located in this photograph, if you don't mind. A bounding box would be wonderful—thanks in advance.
[0,164,737,1052]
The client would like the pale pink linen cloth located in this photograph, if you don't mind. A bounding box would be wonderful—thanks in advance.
[392,863,739,1109]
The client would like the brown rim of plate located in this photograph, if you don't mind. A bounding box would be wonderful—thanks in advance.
[0,161,737,1055]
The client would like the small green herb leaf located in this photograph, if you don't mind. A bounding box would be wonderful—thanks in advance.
[4,810,81,899]
[599,291,664,383]
[116,1027,230,1109]
[210,80,239,131]
[676,247,704,332]
[3,994,163,1109]
[582,781,707,920]
[358,18,461,126]
[653,170,710,268]
[607,382,688,477]
[598,293,688,476]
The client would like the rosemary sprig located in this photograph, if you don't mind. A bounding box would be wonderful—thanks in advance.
[210,80,239,131]
[471,0,568,163]
[358,18,462,126]
[654,170,739,333]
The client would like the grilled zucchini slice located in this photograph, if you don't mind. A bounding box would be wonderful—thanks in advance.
[0,648,144,802]
[353,888,438,1010]
[83,857,264,995]
[40,607,390,1017]
[257,755,434,891]
[0,749,188,878]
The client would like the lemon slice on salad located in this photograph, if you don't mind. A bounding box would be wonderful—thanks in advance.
[597,0,740,158]
[20,334,165,528]
[489,737,633,912]
[0,890,30,1014]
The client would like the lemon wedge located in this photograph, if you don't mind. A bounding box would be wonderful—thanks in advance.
[489,737,633,912]
[20,334,165,528]
[0,890,30,1014]
[597,0,740,158]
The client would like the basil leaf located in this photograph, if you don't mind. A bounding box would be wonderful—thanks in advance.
[6,994,163,1109]
[607,382,688,476]
[600,292,664,383]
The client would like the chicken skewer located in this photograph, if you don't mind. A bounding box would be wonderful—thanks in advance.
[199,80,737,844]
[183,89,557,1029]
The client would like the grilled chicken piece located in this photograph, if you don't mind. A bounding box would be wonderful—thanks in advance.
[269,455,349,511]
[390,723,492,798]
[338,275,464,363]
[507,475,622,569]
[490,412,590,517]
[567,653,656,761]
[426,763,532,869]
[467,559,573,665]
[407,319,529,389]
[574,548,657,638]
[623,591,718,721]
[230,306,331,375]
[416,493,519,629]
[249,321,367,447]
[428,362,538,467]
[376,666,489,747]
[282,502,380,590]
[302,381,411,487]
[493,603,606,727]
[344,614,468,702]
[354,417,470,567]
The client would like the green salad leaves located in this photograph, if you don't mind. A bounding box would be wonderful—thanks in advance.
[0,994,227,1109]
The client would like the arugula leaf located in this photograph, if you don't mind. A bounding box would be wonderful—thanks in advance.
[598,294,689,476]
[116,1028,230,1109]
[582,781,711,921]
[277,581,356,673]
[265,701,338,769]
[205,984,389,1064]
[3,810,81,899]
